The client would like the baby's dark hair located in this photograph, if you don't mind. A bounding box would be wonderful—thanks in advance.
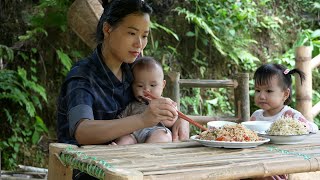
[253,63,305,105]
[131,56,163,70]
[96,0,153,43]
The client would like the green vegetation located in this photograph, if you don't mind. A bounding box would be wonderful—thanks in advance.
[0,0,319,169]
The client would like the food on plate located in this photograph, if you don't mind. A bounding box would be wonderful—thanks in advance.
[198,124,260,142]
[267,116,308,135]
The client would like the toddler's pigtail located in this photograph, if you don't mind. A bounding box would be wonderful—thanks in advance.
[287,69,306,85]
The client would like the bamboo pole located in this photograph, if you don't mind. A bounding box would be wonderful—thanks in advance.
[295,46,313,121]
[234,73,250,122]
[165,72,180,110]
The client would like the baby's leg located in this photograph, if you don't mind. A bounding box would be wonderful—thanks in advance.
[115,134,137,145]
[146,129,172,143]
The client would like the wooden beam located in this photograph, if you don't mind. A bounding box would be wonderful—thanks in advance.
[312,101,320,119]
[311,54,320,70]
[179,79,235,88]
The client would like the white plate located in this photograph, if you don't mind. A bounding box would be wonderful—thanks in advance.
[258,133,312,145]
[190,135,270,149]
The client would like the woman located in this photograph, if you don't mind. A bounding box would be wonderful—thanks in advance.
[57,0,189,147]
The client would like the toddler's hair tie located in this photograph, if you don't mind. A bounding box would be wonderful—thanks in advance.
[283,69,290,75]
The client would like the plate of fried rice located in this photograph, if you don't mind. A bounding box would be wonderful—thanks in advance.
[191,124,270,148]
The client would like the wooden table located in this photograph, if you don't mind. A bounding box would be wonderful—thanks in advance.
[48,133,320,180]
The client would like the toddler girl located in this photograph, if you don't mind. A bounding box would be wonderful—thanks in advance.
[250,63,318,133]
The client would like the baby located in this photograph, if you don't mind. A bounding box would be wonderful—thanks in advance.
[115,56,177,145]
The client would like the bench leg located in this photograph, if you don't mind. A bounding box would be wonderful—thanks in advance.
[48,143,73,180]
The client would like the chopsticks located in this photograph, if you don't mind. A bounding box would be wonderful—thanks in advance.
[143,90,208,131]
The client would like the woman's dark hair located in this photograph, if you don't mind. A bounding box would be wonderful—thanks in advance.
[96,0,153,43]
[253,63,305,105]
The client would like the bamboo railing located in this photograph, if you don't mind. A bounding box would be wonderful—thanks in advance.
[295,46,320,121]
[164,72,250,124]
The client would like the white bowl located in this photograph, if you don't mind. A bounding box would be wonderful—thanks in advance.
[207,121,237,130]
[241,121,272,133]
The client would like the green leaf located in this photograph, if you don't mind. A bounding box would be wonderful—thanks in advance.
[31,48,37,53]
[32,131,40,144]
[206,98,218,105]
[56,49,72,75]
[186,31,195,37]
[151,22,180,41]
[229,29,236,36]
[311,29,320,39]
[13,143,20,152]
[35,116,48,133]
[3,109,13,124]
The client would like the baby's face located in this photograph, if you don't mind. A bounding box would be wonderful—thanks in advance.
[132,67,165,102]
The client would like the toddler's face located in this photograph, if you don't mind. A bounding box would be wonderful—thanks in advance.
[254,76,289,116]
[132,67,165,102]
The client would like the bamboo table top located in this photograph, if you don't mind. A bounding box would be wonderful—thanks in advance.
[51,133,320,180]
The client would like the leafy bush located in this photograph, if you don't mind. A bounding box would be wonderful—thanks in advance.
[0,45,48,169]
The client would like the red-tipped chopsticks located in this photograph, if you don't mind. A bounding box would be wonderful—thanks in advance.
[143,90,208,131]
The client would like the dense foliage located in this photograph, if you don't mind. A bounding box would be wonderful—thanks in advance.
[0,0,319,170]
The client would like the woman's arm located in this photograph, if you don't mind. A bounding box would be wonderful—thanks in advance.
[75,114,144,145]
[75,97,178,145]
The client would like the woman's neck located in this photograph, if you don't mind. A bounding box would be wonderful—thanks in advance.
[101,44,122,81]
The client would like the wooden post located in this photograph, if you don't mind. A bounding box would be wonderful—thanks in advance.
[234,73,250,122]
[164,72,180,110]
[48,143,75,180]
[295,46,313,121]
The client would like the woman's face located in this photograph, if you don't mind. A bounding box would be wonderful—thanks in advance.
[103,13,150,64]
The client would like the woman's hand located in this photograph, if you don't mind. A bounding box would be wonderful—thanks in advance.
[171,118,190,142]
[141,97,178,127]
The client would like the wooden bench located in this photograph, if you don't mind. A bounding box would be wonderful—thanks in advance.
[48,133,320,180]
